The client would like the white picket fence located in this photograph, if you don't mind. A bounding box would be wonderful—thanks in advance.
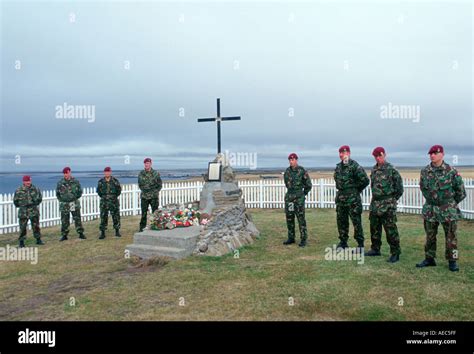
[0,178,473,234]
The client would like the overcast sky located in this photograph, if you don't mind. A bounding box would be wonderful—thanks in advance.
[1,0,473,171]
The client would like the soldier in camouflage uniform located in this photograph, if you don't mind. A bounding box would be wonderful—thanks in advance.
[97,166,122,239]
[138,158,163,231]
[283,153,312,247]
[56,167,86,240]
[334,145,369,250]
[416,145,466,272]
[13,175,44,248]
[365,147,404,262]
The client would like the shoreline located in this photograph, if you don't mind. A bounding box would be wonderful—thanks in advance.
[1,167,472,194]
[179,167,474,182]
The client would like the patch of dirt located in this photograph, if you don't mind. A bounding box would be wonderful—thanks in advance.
[47,274,99,293]
[124,256,171,274]
[0,295,50,320]
[0,273,112,320]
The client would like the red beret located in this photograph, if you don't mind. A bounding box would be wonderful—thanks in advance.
[22,175,31,182]
[62,167,71,174]
[288,153,298,160]
[143,158,152,163]
[339,145,350,153]
[372,147,385,157]
[104,166,111,172]
[428,145,444,154]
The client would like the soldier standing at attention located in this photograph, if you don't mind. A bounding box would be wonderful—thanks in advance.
[365,147,404,263]
[283,153,312,248]
[13,175,44,248]
[98,166,122,239]
[416,145,466,272]
[138,158,163,232]
[56,167,86,241]
[334,145,369,251]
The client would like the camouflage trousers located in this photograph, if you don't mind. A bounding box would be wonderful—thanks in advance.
[285,198,307,242]
[140,197,159,230]
[100,200,120,231]
[336,201,364,245]
[424,219,458,261]
[61,209,84,236]
[369,209,401,255]
[18,215,41,241]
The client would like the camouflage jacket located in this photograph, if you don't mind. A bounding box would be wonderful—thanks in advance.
[138,168,163,200]
[334,159,369,204]
[284,165,312,201]
[14,184,42,218]
[369,162,404,214]
[420,162,466,222]
[97,176,122,202]
[56,177,83,211]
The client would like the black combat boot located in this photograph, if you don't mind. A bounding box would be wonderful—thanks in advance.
[115,229,121,237]
[298,240,307,248]
[416,258,436,268]
[448,261,459,272]
[79,233,87,239]
[36,238,45,245]
[365,249,381,256]
[387,254,399,263]
[283,239,295,245]
[59,235,68,241]
[99,231,106,239]
[19,240,25,248]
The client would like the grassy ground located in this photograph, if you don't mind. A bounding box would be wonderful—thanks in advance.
[0,208,472,321]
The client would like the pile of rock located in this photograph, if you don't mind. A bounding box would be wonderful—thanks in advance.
[194,153,260,256]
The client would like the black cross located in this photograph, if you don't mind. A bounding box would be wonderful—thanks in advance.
[197,98,241,154]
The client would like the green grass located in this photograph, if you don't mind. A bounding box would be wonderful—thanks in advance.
[0,208,472,321]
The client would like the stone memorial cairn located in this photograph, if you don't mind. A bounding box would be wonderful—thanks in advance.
[126,153,259,260]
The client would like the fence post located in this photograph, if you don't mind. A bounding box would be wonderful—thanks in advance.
[319,179,324,208]
[132,184,138,215]
[196,181,201,201]
[259,179,263,208]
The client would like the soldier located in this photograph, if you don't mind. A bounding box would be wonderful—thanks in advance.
[13,175,44,248]
[416,145,466,272]
[334,145,369,251]
[365,147,404,263]
[138,158,163,232]
[56,167,86,240]
[283,153,312,248]
[97,166,122,239]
